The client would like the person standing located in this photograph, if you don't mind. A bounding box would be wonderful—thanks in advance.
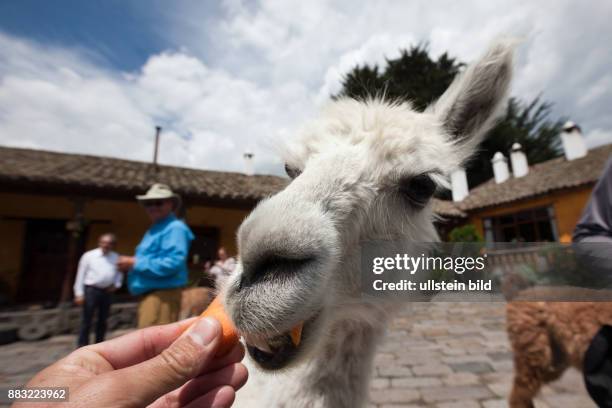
[574,157,612,243]
[572,157,612,408]
[74,233,123,347]
[207,247,236,289]
[572,157,612,284]
[117,183,194,328]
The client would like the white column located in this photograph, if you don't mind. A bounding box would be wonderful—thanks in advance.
[561,121,588,161]
[492,152,509,184]
[510,143,529,178]
[451,168,469,202]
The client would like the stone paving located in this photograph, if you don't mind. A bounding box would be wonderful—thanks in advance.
[368,302,595,408]
[0,303,596,407]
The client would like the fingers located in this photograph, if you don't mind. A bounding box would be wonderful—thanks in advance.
[74,318,248,408]
[198,341,245,375]
[94,318,222,406]
[183,386,235,408]
[89,318,197,369]
[176,363,248,406]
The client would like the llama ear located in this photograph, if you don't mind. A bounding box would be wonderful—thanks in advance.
[427,40,515,163]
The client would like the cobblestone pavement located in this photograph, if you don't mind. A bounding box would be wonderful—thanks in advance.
[0,303,596,407]
[369,302,595,408]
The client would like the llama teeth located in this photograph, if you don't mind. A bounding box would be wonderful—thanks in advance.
[244,334,272,353]
[290,323,304,347]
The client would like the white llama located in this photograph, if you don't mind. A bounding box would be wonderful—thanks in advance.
[225,41,515,408]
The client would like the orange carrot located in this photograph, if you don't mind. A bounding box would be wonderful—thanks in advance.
[195,295,239,356]
[290,323,303,347]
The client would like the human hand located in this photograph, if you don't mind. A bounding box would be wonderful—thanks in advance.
[16,318,248,408]
[117,256,135,272]
[74,296,84,306]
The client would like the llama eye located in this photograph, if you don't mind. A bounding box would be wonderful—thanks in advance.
[284,163,302,179]
[399,174,436,208]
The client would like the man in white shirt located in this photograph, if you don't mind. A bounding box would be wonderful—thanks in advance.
[74,233,123,346]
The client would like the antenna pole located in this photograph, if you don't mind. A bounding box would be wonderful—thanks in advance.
[153,126,161,168]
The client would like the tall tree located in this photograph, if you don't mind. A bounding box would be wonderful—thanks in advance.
[334,45,562,188]
[473,97,563,186]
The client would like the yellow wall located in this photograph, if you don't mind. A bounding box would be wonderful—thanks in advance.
[1,185,595,301]
[468,186,592,243]
[186,206,248,256]
[0,192,251,302]
[83,200,153,255]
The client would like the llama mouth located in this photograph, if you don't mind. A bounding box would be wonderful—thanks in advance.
[244,313,318,370]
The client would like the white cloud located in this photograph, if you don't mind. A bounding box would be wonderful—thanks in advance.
[316,33,416,104]
[0,34,155,162]
[585,128,612,149]
[0,32,311,175]
[1,0,612,176]
[205,0,612,142]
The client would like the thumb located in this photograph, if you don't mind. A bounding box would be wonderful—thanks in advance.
[102,317,222,406]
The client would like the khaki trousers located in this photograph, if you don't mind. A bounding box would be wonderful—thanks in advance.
[137,287,183,328]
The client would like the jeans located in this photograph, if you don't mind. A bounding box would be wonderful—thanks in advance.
[77,285,112,347]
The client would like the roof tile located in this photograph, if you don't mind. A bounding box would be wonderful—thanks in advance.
[0,146,289,202]
[451,144,612,212]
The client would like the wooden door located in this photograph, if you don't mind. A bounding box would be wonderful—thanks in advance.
[17,219,70,304]
[188,226,220,287]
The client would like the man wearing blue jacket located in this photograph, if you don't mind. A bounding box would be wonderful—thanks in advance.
[118,183,194,328]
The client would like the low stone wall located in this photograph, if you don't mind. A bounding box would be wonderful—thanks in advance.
[0,302,137,341]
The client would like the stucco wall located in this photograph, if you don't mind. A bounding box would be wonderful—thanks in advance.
[0,191,251,302]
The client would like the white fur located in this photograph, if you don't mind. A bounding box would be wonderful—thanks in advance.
[226,40,515,408]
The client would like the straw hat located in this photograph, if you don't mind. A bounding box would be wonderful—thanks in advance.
[136,183,180,202]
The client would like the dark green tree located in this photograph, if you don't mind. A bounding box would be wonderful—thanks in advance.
[334,45,562,188]
[335,46,462,111]
[336,65,385,102]
[471,97,563,186]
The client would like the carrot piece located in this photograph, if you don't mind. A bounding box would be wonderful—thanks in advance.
[290,323,303,347]
[196,295,239,356]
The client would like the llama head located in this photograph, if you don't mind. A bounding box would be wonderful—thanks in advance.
[225,41,514,370]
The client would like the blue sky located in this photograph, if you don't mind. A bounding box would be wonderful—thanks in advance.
[0,1,611,175]
[0,1,222,70]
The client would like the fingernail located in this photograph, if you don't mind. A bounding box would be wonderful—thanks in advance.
[188,317,219,346]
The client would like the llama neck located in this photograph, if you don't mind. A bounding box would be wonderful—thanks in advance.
[281,308,386,408]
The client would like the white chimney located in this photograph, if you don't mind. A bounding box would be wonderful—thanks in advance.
[492,152,510,184]
[243,152,254,176]
[450,168,468,202]
[561,121,587,161]
[510,142,529,178]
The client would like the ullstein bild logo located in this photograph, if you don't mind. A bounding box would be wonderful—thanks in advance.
[372,278,492,292]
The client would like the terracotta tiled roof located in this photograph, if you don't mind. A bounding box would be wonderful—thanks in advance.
[1,146,465,217]
[451,143,612,212]
[6,144,606,216]
[0,146,289,204]
[432,198,466,218]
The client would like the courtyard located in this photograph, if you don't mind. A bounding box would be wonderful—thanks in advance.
[0,302,595,407]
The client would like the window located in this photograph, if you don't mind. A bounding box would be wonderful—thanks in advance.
[483,206,557,243]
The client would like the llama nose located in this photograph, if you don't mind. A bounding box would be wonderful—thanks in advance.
[239,252,317,289]
[234,194,339,292]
